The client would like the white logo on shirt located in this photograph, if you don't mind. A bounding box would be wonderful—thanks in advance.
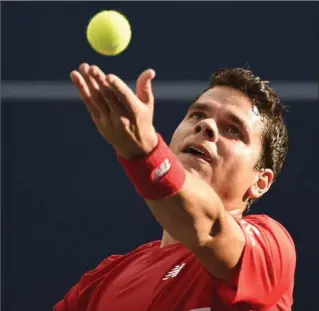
[240,220,261,247]
[162,263,186,280]
[153,158,171,181]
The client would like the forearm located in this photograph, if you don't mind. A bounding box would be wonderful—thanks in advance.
[145,170,224,250]
[117,133,225,250]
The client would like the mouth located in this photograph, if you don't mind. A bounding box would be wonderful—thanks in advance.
[182,144,212,163]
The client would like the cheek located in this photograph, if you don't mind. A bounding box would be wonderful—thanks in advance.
[169,122,188,152]
[215,150,256,195]
[219,142,258,173]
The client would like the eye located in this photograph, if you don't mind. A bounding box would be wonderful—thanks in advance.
[225,125,242,138]
[188,111,206,120]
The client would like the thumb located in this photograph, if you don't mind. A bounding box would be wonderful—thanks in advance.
[136,69,156,104]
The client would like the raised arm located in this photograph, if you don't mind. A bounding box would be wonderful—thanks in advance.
[70,63,245,281]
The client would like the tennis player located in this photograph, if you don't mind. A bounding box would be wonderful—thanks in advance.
[54,65,296,311]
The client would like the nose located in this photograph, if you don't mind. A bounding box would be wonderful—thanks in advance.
[194,119,219,142]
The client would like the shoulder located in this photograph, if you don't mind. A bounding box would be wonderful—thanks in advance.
[241,214,294,238]
[131,240,162,253]
[240,214,296,256]
[215,214,296,308]
[82,240,162,278]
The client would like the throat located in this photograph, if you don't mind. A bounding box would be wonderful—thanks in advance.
[161,231,179,248]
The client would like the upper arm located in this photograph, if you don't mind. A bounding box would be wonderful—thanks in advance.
[192,210,246,281]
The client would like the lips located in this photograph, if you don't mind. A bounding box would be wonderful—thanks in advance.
[182,144,212,163]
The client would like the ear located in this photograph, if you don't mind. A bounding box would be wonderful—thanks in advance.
[247,168,274,200]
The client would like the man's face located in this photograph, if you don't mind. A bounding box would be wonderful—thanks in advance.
[170,86,273,208]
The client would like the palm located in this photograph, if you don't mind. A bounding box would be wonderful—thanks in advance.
[70,63,158,159]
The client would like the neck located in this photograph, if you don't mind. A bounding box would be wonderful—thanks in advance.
[160,207,244,248]
[161,231,179,247]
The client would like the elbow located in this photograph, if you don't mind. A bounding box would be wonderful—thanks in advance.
[185,215,220,251]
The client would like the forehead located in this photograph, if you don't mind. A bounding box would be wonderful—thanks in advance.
[197,86,255,112]
[193,86,264,132]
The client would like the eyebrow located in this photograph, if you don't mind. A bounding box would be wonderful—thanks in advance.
[189,102,250,133]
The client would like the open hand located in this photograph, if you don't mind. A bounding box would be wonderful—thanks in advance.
[70,63,158,160]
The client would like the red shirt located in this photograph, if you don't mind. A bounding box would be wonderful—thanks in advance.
[54,214,296,311]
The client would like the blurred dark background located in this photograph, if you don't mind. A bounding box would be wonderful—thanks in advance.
[1,1,318,311]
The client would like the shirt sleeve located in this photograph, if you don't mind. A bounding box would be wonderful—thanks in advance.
[216,215,296,309]
[53,254,123,311]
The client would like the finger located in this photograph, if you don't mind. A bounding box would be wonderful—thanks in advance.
[89,66,122,109]
[89,66,128,116]
[136,69,156,105]
[105,74,139,112]
[70,70,100,117]
[79,63,110,117]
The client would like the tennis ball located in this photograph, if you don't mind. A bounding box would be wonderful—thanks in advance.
[86,10,132,56]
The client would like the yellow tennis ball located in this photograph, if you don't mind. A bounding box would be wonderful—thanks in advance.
[86,10,132,56]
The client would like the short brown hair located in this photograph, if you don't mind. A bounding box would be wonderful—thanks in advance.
[206,68,289,182]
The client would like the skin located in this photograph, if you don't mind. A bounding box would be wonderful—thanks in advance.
[170,86,271,211]
[70,63,274,282]
[163,86,274,246]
